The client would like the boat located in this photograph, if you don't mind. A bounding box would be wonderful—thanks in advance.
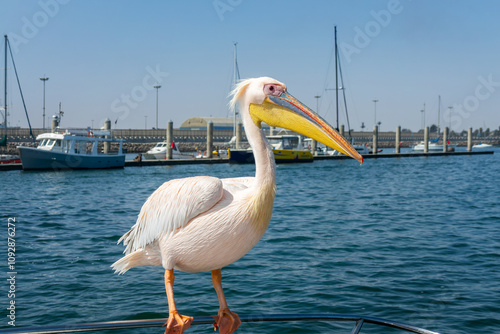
[143,141,192,160]
[17,126,125,170]
[0,154,21,164]
[412,137,456,151]
[318,27,375,156]
[413,97,456,152]
[472,142,493,149]
[0,312,440,334]
[228,135,313,163]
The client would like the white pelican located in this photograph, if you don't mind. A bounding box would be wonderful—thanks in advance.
[112,77,363,334]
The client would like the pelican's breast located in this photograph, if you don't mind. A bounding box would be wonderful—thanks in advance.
[161,181,276,273]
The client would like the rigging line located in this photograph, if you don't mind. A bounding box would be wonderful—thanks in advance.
[320,30,336,115]
[6,37,35,141]
[337,46,352,140]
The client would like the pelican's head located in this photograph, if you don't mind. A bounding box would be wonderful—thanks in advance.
[230,77,363,164]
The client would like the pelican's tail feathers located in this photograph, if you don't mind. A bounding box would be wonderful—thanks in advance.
[111,248,161,275]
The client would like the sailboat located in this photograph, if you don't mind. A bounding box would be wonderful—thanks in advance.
[324,27,372,156]
[412,96,456,151]
[0,35,21,164]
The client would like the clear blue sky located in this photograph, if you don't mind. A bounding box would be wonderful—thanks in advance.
[2,0,500,133]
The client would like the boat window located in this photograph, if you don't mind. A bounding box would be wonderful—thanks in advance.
[268,138,281,145]
[46,139,55,146]
[54,140,61,147]
[62,140,68,152]
[39,139,47,146]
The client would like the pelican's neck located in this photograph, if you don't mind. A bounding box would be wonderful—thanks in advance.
[240,102,276,187]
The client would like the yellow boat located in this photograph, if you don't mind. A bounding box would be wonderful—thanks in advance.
[229,135,313,163]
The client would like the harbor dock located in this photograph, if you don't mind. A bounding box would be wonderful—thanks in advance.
[0,150,494,171]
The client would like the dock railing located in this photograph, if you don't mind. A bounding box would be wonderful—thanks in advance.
[0,313,440,334]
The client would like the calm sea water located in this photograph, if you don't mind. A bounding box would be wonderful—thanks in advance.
[1,149,499,334]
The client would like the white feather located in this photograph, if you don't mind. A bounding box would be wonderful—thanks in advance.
[118,176,224,255]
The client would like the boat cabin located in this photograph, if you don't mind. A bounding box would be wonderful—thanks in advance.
[36,131,123,156]
[267,135,304,150]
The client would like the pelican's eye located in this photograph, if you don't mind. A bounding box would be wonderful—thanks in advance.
[264,84,284,97]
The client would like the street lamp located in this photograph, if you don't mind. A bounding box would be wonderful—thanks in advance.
[154,85,161,129]
[447,106,453,131]
[40,77,49,129]
[420,103,426,131]
[372,99,378,127]
[314,95,321,112]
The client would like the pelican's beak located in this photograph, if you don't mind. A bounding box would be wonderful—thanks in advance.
[249,91,363,164]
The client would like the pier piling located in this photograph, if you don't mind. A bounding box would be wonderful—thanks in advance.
[311,139,317,156]
[340,125,344,137]
[373,125,378,154]
[424,127,429,153]
[443,127,448,152]
[395,126,401,154]
[103,118,111,154]
[166,121,173,160]
[467,127,472,151]
[207,121,213,158]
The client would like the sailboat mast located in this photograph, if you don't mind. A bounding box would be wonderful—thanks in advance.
[3,35,7,133]
[233,42,238,138]
[334,26,339,130]
[438,95,441,136]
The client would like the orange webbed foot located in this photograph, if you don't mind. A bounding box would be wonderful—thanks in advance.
[164,311,193,334]
[212,308,241,334]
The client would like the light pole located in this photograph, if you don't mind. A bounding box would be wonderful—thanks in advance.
[314,95,321,112]
[421,103,426,131]
[372,99,378,127]
[40,77,49,129]
[448,106,453,131]
[154,85,161,129]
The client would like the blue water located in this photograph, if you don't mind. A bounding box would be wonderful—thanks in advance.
[1,149,499,334]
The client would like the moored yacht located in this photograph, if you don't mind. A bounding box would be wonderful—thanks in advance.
[17,129,125,170]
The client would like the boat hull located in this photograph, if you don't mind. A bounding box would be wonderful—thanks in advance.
[18,147,125,170]
[472,144,493,149]
[143,152,191,160]
[412,143,457,151]
[228,149,313,163]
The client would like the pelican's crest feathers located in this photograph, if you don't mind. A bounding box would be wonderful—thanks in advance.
[229,79,252,112]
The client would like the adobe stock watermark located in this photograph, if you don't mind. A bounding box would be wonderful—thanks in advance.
[340,0,407,63]
[213,0,243,22]
[8,0,71,53]
[110,65,169,124]
[443,74,499,130]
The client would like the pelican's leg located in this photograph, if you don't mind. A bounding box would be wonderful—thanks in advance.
[211,269,241,334]
[163,269,193,334]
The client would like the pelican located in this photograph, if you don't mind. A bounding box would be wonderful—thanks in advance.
[112,77,363,334]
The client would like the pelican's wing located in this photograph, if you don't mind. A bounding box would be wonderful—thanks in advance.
[119,176,224,254]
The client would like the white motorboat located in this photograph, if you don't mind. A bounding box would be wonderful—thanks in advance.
[17,129,125,170]
[472,142,493,149]
[412,140,456,152]
[143,142,192,160]
[305,138,372,155]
